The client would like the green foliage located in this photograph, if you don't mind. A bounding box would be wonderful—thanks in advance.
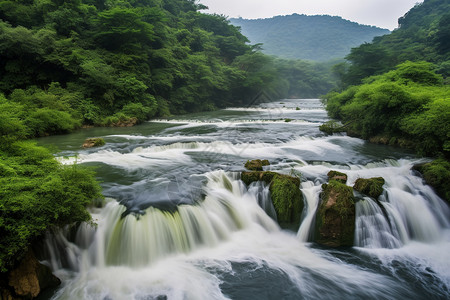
[336,0,450,88]
[0,0,337,123]
[230,14,389,62]
[0,141,103,272]
[324,61,449,156]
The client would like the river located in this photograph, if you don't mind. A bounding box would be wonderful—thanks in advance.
[37,99,450,299]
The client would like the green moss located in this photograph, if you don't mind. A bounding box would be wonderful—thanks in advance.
[353,177,385,199]
[82,137,105,148]
[319,121,346,135]
[241,171,277,185]
[269,174,303,226]
[327,170,348,184]
[241,171,303,228]
[315,180,355,247]
[244,159,270,171]
[413,159,450,203]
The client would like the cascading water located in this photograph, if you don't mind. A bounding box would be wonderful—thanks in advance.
[36,99,450,299]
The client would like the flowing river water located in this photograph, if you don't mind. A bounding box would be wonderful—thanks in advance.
[36,99,450,299]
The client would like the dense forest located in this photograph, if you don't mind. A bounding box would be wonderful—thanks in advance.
[230,14,390,61]
[0,0,335,136]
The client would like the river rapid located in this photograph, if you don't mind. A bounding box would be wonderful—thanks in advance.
[37,99,450,300]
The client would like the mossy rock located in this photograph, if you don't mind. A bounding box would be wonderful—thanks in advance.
[241,171,277,186]
[353,177,385,199]
[82,137,105,148]
[327,170,347,184]
[413,159,450,203]
[314,180,355,247]
[269,174,303,226]
[319,121,346,135]
[241,171,303,228]
[244,159,270,171]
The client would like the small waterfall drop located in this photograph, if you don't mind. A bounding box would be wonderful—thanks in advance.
[297,181,321,242]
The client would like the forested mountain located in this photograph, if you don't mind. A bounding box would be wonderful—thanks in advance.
[335,0,450,88]
[230,14,390,61]
[323,0,450,159]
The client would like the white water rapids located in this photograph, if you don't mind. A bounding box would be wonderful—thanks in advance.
[37,99,450,299]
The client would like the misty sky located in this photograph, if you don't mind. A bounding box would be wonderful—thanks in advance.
[199,0,422,30]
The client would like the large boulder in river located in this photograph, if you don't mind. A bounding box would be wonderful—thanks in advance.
[314,180,355,247]
[241,171,303,228]
[7,249,60,299]
[353,177,385,199]
[244,159,270,171]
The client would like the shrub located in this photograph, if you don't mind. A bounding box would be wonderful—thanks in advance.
[0,142,102,271]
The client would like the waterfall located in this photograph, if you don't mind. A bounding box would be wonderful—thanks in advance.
[355,197,404,248]
[352,166,450,249]
[43,171,279,270]
[297,181,321,242]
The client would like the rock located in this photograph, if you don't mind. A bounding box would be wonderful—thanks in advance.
[319,121,346,135]
[241,171,277,186]
[82,137,105,148]
[314,180,355,247]
[269,174,303,227]
[241,171,303,228]
[244,159,270,171]
[327,170,347,184]
[413,159,450,203]
[0,288,20,300]
[8,250,60,299]
[353,177,385,199]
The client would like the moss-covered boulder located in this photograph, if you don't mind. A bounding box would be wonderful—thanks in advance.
[241,171,303,228]
[319,120,346,135]
[241,171,277,186]
[269,174,303,227]
[327,170,347,184]
[82,137,105,148]
[353,177,385,199]
[413,159,450,203]
[244,159,270,171]
[314,180,355,247]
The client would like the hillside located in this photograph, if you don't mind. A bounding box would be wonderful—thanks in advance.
[337,0,450,87]
[323,0,450,158]
[230,14,390,61]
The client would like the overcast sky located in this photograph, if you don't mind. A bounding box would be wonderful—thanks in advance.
[199,0,422,30]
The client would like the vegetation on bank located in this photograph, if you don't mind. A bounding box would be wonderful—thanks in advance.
[0,140,102,272]
[324,61,449,157]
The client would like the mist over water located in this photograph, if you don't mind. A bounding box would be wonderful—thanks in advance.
[37,99,450,299]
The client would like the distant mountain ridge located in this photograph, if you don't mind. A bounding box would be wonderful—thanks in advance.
[230,14,390,61]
